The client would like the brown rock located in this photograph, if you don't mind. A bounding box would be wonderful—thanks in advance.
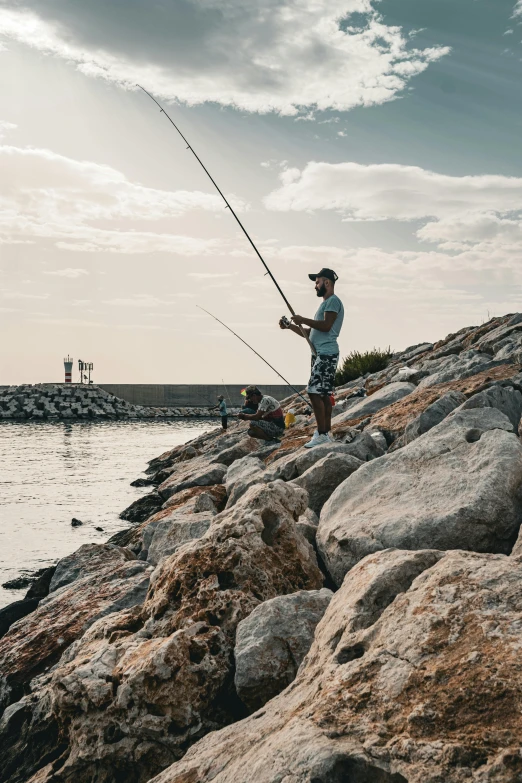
[149,549,522,783]
[32,482,322,783]
[0,546,151,713]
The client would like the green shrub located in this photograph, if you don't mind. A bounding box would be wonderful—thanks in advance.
[335,347,393,386]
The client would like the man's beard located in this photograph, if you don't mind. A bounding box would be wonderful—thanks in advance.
[316,283,326,297]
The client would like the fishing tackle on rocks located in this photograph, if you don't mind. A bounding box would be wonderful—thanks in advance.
[197,306,309,408]
[137,85,317,357]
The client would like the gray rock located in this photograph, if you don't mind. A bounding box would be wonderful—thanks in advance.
[234,588,333,711]
[146,513,213,565]
[332,382,416,424]
[225,455,265,495]
[418,350,503,388]
[210,437,260,467]
[120,491,164,523]
[193,492,218,514]
[317,408,522,586]
[50,544,136,593]
[291,453,363,514]
[402,390,467,444]
[366,428,388,451]
[454,384,522,431]
[158,463,228,500]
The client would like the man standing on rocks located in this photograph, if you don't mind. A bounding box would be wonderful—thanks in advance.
[279,268,344,448]
[237,386,285,441]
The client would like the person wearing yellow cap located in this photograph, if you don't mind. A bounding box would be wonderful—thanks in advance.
[279,268,344,448]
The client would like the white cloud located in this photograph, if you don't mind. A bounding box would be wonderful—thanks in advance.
[0,2,449,116]
[1,290,49,300]
[103,295,167,308]
[0,144,237,254]
[512,1,522,17]
[43,268,89,278]
[264,161,522,222]
[0,120,16,140]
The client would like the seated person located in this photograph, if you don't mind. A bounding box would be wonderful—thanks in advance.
[237,386,285,441]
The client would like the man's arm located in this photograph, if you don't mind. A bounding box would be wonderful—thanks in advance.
[238,410,264,421]
[292,310,337,333]
[279,317,311,338]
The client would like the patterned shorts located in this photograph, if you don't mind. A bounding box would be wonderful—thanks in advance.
[307,353,339,396]
[250,419,285,440]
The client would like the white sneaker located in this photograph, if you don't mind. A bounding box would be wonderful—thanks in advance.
[327,432,336,442]
[304,431,329,449]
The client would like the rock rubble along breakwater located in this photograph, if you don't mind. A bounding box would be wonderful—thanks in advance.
[0,384,236,420]
[3,312,522,782]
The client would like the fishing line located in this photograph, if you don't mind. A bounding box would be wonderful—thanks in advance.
[197,306,309,407]
[137,85,316,356]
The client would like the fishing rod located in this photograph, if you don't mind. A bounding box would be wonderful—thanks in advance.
[137,85,317,357]
[221,378,232,406]
[197,306,309,407]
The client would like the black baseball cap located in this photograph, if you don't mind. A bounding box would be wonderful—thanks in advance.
[308,268,338,283]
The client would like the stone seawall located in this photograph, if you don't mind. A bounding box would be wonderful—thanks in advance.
[0,384,240,421]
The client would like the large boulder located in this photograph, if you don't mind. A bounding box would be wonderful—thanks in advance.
[417,350,502,389]
[454,384,522,431]
[401,390,467,445]
[234,588,333,711]
[150,549,522,783]
[210,437,260,467]
[158,462,228,500]
[264,438,381,485]
[291,453,363,514]
[144,511,214,566]
[49,543,135,592]
[0,547,152,714]
[119,491,164,523]
[332,382,416,424]
[28,482,323,783]
[318,408,522,586]
[225,455,265,492]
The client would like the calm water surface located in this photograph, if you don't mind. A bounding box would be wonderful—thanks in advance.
[0,419,214,608]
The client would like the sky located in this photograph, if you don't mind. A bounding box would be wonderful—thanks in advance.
[1,0,522,384]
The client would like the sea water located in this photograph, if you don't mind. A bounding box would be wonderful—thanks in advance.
[0,419,214,608]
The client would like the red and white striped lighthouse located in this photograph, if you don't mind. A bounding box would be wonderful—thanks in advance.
[64,355,73,383]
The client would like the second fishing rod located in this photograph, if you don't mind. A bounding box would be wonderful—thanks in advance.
[137,85,316,358]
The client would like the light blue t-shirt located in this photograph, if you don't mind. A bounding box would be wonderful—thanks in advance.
[310,294,344,355]
[219,400,227,415]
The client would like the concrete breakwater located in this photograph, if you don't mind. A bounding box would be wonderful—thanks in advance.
[0,384,237,421]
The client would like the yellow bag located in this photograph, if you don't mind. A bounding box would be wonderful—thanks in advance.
[285,410,296,428]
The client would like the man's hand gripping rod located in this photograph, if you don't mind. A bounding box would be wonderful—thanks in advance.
[137,85,316,357]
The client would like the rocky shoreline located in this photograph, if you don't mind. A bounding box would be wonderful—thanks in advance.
[0,384,239,420]
[2,313,522,782]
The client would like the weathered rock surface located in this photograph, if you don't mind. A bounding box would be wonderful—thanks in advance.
[234,588,333,711]
[120,492,164,523]
[401,390,467,446]
[149,549,522,783]
[224,455,265,506]
[455,384,522,431]
[332,381,416,424]
[210,436,260,466]
[144,510,214,565]
[158,462,228,500]
[0,546,151,713]
[23,482,322,783]
[49,543,135,592]
[292,453,363,514]
[318,408,522,585]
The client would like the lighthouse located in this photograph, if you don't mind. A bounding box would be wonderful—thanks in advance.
[64,355,73,383]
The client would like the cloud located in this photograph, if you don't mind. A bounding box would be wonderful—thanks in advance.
[0,2,449,116]
[43,268,89,278]
[0,144,237,254]
[1,290,49,300]
[102,295,167,308]
[0,120,16,140]
[264,161,522,222]
[512,1,522,17]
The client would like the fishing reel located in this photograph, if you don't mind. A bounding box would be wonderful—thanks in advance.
[280,315,291,328]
